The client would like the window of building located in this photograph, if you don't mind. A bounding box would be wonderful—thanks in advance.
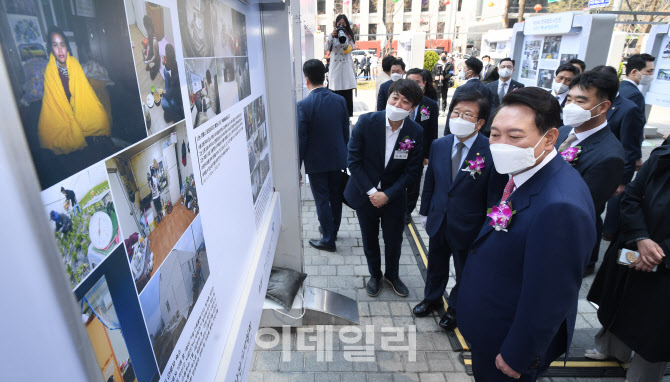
[403,22,411,31]
[457,0,462,12]
[420,20,429,33]
[421,0,429,12]
[439,0,446,11]
[437,21,445,39]
[335,0,343,14]
[369,24,377,39]
[317,0,326,14]
[352,24,360,36]
[353,0,360,13]
[319,24,327,34]
[369,0,378,13]
[404,0,412,13]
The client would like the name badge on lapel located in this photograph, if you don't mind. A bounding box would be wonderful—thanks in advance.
[393,150,408,160]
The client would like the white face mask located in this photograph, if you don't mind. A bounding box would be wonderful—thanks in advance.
[450,117,478,138]
[458,70,468,80]
[386,103,410,122]
[390,73,403,82]
[639,74,653,86]
[498,67,513,79]
[552,80,569,95]
[562,101,606,128]
[490,132,548,175]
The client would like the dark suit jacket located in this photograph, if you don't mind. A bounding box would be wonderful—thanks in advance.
[443,79,497,136]
[413,96,439,159]
[377,80,393,111]
[555,125,625,214]
[297,87,350,174]
[607,95,645,184]
[480,65,499,84]
[458,154,597,374]
[345,111,424,209]
[419,134,506,252]
[618,80,645,113]
[486,79,524,109]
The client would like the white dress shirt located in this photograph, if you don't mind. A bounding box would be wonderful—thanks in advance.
[622,78,640,89]
[568,120,608,147]
[498,78,511,94]
[367,118,404,195]
[512,148,558,192]
[551,89,568,105]
[452,133,478,170]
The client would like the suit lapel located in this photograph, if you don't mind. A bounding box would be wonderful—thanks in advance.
[378,113,388,169]
[577,125,610,156]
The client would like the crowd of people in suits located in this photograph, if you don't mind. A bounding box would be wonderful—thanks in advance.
[297,48,668,381]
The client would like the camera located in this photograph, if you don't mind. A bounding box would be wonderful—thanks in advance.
[337,26,347,44]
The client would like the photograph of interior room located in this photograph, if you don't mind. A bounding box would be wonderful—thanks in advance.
[106,121,197,293]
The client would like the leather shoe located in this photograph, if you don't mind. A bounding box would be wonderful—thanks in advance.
[309,239,336,252]
[385,277,409,297]
[404,214,412,224]
[583,265,596,278]
[318,226,337,241]
[412,300,442,317]
[602,233,615,242]
[438,308,457,331]
[366,276,382,297]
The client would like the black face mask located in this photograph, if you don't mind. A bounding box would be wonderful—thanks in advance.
[441,57,447,62]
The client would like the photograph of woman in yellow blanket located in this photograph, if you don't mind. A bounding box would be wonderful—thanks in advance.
[39,27,110,155]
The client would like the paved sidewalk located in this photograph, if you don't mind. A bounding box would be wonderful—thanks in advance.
[248,86,670,382]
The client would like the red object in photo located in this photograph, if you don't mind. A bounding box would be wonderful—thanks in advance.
[487,2,494,7]
[534,3,542,12]
[444,0,450,4]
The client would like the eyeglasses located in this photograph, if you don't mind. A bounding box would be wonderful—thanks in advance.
[450,110,478,121]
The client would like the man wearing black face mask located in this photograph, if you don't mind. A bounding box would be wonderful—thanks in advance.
[433,53,454,113]
[555,71,625,277]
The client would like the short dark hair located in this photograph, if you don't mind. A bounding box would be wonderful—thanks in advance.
[590,65,618,79]
[406,68,423,78]
[499,58,515,67]
[302,59,326,85]
[497,87,562,134]
[391,58,406,71]
[61,187,65,192]
[465,57,483,75]
[568,71,618,104]
[46,26,72,57]
[568,58,586,72]
[555,63,580,77]
[382,55,396,72]
[482,55,491,60]
[450,90,491,121]
[388,79,423,107]
[625,53,655,75]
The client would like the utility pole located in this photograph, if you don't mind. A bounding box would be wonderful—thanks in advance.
[502,0,512,27]
[518,0,527,23]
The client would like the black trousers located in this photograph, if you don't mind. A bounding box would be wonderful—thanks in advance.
[423,223,467,309]
[309,171,344,246]
[333,89,354,117]
[588,214,604,268]
[603,193,621,236]
[355,195,406,280]
[471,349,547,382]
[440,85,449,112]
[406,178,421,217]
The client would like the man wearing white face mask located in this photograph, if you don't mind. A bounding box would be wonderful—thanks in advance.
[377,58,407,111]
[457,87,597,381]
[345,79,424,298]
[486,58,524,112]
[556,71,625,277]
[621,53,656,113]
[550,64,579,108]
[412,90,507,331]
[445,57,496,137]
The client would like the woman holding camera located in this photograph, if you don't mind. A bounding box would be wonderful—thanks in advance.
[586,145,670,382]
[325,14,356,117]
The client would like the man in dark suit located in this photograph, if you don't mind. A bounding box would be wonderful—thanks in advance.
[298,59,350,252]
[433,53,455,113]
[591,65,645,240]
[458,87,597,381]
[486,58,524,110]
[620,53,655,113]
[555,71,625,276]
[550,64,579,108]
[444,57,496,136]
[405,68,439,222]
[346,79,424,297]
[568,58,586,74]
[480,55,498,84]
[412,90,506,331]
[377,58,406,111]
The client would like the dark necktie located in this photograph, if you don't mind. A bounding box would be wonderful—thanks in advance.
[452,142,465,181]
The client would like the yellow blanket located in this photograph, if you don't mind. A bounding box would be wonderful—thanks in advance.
[38,53,110,155]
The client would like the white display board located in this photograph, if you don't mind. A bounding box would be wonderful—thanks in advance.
[517,33,581,89]
[644,25,670,108]
[0,0,279,381]
[481,29,513,60]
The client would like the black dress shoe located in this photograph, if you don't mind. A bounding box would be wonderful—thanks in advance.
[405,214,412,224]
[366,276,382,297]
[438,309,458,331]
[602,233,614,242]
[309,239,336,252]
[318,226,337,241]
[583,265,596,277]
[385,277,409,297]
[412,300,442,317]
